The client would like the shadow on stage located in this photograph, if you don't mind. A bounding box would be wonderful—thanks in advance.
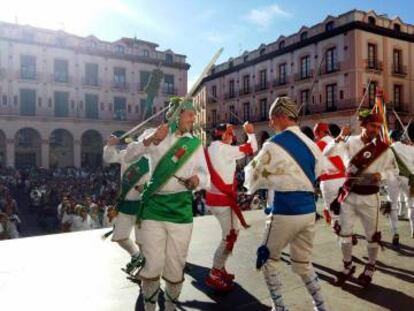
[354,234,414,257]
[311,257,414,311]
[276,251,414,311]
[135,262,270,311]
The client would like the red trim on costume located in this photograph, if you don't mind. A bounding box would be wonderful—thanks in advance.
[239,143,253,155]
[316,140,328,151]
[204,149,249,229]
[316,138,346,181]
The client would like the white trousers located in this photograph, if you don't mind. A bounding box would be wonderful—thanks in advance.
[386,177,404,212]
[138,220,193,283]
[208,205,240,239]
[263,213,316,275]
[112,212,142,246]
[397,177,414,235]
[320,178,346,211]
[339,193,379,245]
[208,205,241,269]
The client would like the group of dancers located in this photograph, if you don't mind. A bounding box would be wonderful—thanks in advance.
[103,95,414,311]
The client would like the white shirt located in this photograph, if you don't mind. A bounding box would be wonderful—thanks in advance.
[324,135,399,181]
[125,132,210,194]
[207,133,257,194]
[61,212,73,224]
[103,207,116,227]
[103,146,149,201]
[391,141,414,173]
[71,215,92,231]
[244,126,330,194]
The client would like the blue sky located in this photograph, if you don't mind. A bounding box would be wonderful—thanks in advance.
[1,0,413,88]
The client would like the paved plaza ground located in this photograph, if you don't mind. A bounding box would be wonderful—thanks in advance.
[1,209,413,310]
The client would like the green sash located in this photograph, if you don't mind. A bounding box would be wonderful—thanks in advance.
[391,147,414,187]
[117,200,142,215]
[117,157,149,215]
[391,147,411,178]
[139,135,201,223]
[144,191,193,223]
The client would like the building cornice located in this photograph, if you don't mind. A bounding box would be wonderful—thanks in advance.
[0,35,191,71]
[193,20,414,95]
[0,114,138,125]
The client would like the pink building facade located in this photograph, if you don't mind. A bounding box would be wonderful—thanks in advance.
[0,22,189,168]
[194,10,414,145]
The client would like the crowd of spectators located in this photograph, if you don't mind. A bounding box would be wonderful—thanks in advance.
[0,162,264,240]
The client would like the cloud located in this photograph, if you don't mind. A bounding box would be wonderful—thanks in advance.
[0,0,175,38]
[245,4,291,28]
[0,0,134,33]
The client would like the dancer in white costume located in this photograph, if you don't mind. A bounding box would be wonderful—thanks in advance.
[245,97,329,311]
[125,97,210,311]
[204,122,257,291]
[313,123,346,225]
[103,134,150,276]
[325,111,398,287]
[388,130,414,239]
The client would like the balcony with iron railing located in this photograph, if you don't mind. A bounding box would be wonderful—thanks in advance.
[82,77,102,88]
[162,86,177,96]
[255,81,269,92]
[17,69,39,82]
[388,101,409,114]
[239,87,251,97]
[272,77,289,87]
[391,64,408,77]
[364,59,383,71]
[302,98,360,115]
[50,73,73,85]
[319,62,341,75]
[224,92,236,100]
[294,69,315,81]
[207,96,218,105]
[245,114,269,123]
[111,81,130,91]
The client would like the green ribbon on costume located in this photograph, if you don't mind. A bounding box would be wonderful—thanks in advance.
[391,147,414,187]
[391,147,411,178]
[116,157,149,215]
[138,135,201,223]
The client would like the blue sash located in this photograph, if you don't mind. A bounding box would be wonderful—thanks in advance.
[270,130,316,215]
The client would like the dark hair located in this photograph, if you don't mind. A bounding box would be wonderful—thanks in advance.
[211,123,228,141]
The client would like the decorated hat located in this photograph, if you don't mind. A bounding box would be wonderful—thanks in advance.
[358,109,384,125]
[165,96,196,132]
[313,122,330,135]
[212,123,235,141]
[269,97,298,120]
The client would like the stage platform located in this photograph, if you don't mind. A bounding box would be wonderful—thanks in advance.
[0,210,413,311]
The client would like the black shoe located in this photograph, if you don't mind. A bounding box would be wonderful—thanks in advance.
[335,261,356,286]
[357,263,375,288]
[392,234,400,247]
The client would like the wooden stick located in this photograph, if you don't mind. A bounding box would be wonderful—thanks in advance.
[229,110,244,124]
[392,109,412,142]
[298,50,327,120]
[120,105,169,139]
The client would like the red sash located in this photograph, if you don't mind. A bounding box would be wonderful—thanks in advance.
[334,140,388,205]
[317,140,346,181]
[204,149,249,228]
